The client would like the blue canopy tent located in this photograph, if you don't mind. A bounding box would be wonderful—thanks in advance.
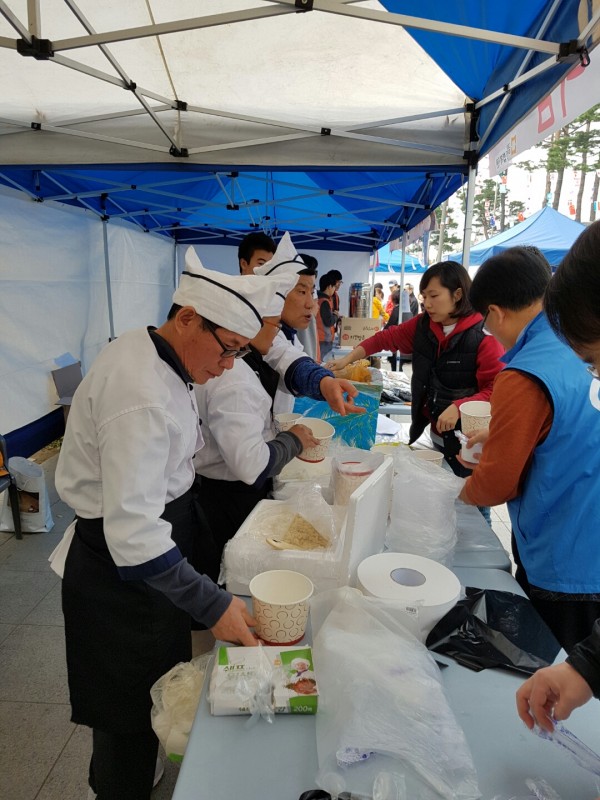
[451,206,586,268]
[0,1,598,453]
[373,244,426,275]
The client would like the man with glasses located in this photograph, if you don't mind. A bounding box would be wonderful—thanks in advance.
[457,245,600,654]
[52,249,288,800]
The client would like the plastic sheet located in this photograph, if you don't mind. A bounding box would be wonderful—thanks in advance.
[426,588,562,674]
[386,447,464,565]
[311,587,480,800]
[489,778,564,799]
[150,654,211,763]
[533,720,600,779]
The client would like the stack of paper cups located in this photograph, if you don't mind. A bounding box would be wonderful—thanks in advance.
[357,553,461,641]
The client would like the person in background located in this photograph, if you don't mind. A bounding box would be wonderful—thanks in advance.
[385,279,398,316]
[295,252,320,361]
[254,233,364,417]
[385,289,401,371]
[516,221,600,731]
[52,250,285,800]
[327,269,343,316]
[457,245,600,653]
[405,283,419,317]
[194,270,319,558]
[325,262,503,506]
[372,283,389,322]
[238,231,276,275]
[316,272,340,360]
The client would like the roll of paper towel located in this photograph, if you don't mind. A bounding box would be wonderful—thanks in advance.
[357,553,461,641]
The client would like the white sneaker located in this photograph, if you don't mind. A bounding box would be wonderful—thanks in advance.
[86,756,164,798]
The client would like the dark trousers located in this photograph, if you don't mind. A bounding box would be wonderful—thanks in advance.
[512,532,600,654]
[89,727,159,799]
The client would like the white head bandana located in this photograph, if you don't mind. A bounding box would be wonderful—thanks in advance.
[262,271,298,317]
[253,231,307,278]
[173,248,289,339]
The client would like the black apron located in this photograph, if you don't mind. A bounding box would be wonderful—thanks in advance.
[62,487,197,733]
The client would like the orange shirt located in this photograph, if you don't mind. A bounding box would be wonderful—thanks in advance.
[461,370,553,507]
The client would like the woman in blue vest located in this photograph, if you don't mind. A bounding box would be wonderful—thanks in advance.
[517,220,600,735]
[326,262,504,491]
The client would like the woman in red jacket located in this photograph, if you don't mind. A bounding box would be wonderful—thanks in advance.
[326,262,504,484]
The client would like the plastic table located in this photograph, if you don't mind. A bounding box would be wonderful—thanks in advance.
[173,567,600,800]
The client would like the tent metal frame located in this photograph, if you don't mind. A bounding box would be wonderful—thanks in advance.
[0,0,598,274]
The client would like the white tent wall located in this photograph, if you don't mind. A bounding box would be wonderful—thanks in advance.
[0,189,174,434]
[189,244,369,317]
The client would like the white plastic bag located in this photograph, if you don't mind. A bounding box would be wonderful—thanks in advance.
[386,448,463,565]
[311,587,479,800]
[150,654,211,762]
[0,456,54,533]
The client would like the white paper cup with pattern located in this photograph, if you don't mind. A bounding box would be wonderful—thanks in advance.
[459,401,491,463]
[274,412,302,433]
[249,570,314,645]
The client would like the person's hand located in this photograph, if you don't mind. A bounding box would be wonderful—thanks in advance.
[319,377,366,416]
[516,662,593,732]
[210,596,258,646]
[437,404,460,432]
[288,423,320,451]
[323,356,349,372]
[456,429,489,469]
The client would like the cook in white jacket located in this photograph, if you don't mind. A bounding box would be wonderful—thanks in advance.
[250,232,365,417]
[51,249,287,800]
[194,271,319,555]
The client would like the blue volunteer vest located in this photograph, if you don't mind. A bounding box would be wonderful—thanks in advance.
[504,312,600,593]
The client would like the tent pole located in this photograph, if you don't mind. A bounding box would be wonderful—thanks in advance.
[173,239,178,289]
[102,219,116,341]
[462,163,477,268]
[400,232,411,320]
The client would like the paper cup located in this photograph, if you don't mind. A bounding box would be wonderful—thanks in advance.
[460,401,492,435]
[296,418,335,463]
[412,449,444,467]
[249,570,314,645]
[274,412,301,433]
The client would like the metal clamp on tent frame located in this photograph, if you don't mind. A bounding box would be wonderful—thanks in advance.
[16,35,53,59]
[295,0,313,10]
[169,145,189,158]
[557,41,590,67]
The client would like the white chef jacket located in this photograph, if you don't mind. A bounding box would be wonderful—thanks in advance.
[263,330,306,415]
[55,328,204,579]
[194,358,274,484]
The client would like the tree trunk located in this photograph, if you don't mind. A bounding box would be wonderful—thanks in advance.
[543,171,552,207]
[500,191,506,232]
[437,200,448,261]
[553,168,565,211]
[590,171,600,222]
[575,119,591,222]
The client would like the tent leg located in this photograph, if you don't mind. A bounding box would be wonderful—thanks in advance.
[102,219,116,341]
[400,231,411,320]
[173,239,178,289]
[462,163,477,268]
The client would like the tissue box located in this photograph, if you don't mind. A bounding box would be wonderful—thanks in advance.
[210,646,318,716]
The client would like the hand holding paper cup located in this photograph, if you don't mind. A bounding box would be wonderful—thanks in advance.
[459,401,491,464]
[249,570,314,645]
[295,418,335,463]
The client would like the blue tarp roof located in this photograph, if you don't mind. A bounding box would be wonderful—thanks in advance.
[374,244,427,274]
[451,206,586,266]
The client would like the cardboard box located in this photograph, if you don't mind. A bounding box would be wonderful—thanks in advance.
[209,646,318,716]
[339,317,382,347]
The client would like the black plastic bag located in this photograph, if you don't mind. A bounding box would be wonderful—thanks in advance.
[426,587,561,675]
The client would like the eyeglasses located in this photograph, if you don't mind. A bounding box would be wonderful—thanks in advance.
[482,308,491,333]
[587,364,600,379]
[204,320,251,359]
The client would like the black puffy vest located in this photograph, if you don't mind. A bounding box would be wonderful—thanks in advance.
[409,314,485,444]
